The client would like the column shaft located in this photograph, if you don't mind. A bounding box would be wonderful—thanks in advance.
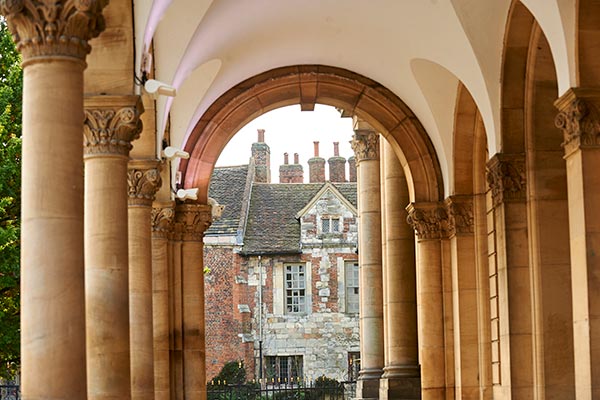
[380,140,419,399]
[21,59,87,399]
[152,205,175,400]
[128,162,162,400]
[174,203,212,400]
[407,203,447,400]
[1,3,109,399]
[555,88,600,399]
[351,125,384,399]
[84,95,143,400]
[487,154,534,399]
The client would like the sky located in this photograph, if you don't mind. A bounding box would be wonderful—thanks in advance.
[216,105,355,178]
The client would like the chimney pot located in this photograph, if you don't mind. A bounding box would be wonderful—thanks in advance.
[333,142,339,157]
[294,153,299,164]
[257,129,265,143]
[283,152,289,165]
[313,141,320,157]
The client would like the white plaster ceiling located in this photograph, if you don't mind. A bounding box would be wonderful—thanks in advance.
[136,0,577,196]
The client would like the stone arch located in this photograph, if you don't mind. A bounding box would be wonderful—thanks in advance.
[179,65,443,203]
[499,2,574,398]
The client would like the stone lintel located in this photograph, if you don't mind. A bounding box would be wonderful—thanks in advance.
[84,94,144,157]
[555,87,600,157]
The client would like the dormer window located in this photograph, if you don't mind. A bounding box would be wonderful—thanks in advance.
[322,217,341,233]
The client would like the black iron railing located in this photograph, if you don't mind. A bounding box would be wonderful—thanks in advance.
[207,379,356,400]
[0,386,19,400]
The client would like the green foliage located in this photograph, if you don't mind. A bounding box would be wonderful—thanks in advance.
[0,19,22,381]
[209,360,247,387]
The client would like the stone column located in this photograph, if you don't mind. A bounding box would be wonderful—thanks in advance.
[152,203,175,400]
[446,196,479,399]
[350,120,384,399]
[555,88,600,399]
[174,202,212,400]
[486,153,533,399]
[84,95,143,400]
[128,160,162,400]
[379,140,420,399]
[0,2,107,399]
[406,202,447,400]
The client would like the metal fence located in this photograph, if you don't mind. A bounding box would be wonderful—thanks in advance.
[207,380,356,400]
[0,386,19,400]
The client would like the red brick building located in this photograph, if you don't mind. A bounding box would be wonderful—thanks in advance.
[204,131,360,382]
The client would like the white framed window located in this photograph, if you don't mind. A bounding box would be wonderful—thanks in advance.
[345,261,359,314]
[285,264,306,314]
[321,216,341,233]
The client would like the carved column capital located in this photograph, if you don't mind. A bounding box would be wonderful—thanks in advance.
[0,0,108,64]
[127,160,162,207]
[84,95,144,157]
[351,118,379,163]
[151,204,175,240]
[555,88,600,157]
[173,202,212,241]
[406,202,449,240]
[486,153,526,207]
[445,196,474,237]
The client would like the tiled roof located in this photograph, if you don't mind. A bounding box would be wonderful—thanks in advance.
[242,182,357,254]
[205,165,250,236]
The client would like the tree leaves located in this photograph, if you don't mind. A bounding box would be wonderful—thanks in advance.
[0,19,21,382]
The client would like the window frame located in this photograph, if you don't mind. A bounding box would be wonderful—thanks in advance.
[285,263,307,315]
[345,260,359,314]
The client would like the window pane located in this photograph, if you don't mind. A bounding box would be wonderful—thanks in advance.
[345,261,359,313]
[285,264,306,314]
[332,218,340,232]
[322,218,330,233]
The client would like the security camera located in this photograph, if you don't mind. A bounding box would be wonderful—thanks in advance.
[144,79,176,99]
[176,188,198,201]
[162,146,190,160]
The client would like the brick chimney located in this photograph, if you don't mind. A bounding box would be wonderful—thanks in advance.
[279,152,304,183]
[251,129,270,183]
[328,141,346,182]
[348,155,357,182]
[308,141,325,183]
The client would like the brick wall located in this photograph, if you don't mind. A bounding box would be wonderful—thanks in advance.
[308,157,325,183]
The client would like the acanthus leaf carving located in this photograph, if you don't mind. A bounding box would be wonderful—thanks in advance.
[486,154,526,207]
[406,202,449,240]
[151,206,174,239]
[445,196,474,237]
[173,203,212,241]
[128,166,161,206]
[84,96,143,157]
[555,89,600,156]
[0,0,109,62]
[350,130,379,163]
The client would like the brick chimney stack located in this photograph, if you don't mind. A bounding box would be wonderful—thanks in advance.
[328,141,346,182]
[251,129,271,183]
[308,141,325,183]
[279,152,304,183]
[348,155,357,182]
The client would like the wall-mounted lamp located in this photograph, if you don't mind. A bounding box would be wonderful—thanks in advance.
[162,146,189,160]
[144,79,177,99]
[176,188,198,201]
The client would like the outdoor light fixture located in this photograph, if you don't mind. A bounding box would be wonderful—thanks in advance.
[162,146,189,160]
[144,79,177,99]
[176,188,199,201]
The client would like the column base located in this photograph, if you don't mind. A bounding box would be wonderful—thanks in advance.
[379,375,421,399]
[356,368,383,399]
